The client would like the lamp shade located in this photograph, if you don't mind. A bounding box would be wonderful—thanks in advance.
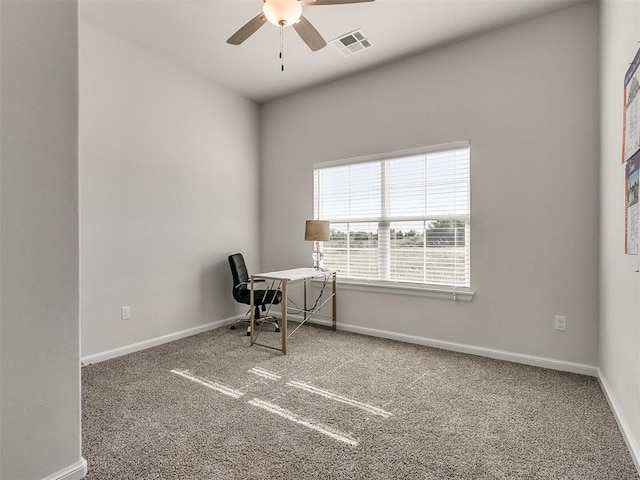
[263,0,303,27]
[305,220,330,242]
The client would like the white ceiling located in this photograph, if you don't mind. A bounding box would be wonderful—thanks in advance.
[79,0,582,103]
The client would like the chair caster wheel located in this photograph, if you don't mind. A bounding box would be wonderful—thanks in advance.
[275,328,281,333]
[230,325,236,330]
[246,332,251,336]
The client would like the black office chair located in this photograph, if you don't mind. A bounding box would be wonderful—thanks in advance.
[228,253,282,336]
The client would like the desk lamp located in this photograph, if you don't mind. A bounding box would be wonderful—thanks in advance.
[305,220,330,270]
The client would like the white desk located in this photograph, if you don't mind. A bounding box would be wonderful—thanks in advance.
[249,268,336,355]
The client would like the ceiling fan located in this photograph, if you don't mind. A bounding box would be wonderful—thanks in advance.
[227,0,374,52]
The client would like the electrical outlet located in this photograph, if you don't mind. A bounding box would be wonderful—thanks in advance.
[121,306,131,321]
[554,315,566,331]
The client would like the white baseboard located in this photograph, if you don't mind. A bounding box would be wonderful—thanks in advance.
[42,458,87,480]
[81,316,240,365]
[279,312,597,376]
[337,322,598,376]
[597,369,640,474]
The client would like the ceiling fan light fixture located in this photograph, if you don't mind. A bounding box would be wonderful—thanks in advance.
[263,0,303,27]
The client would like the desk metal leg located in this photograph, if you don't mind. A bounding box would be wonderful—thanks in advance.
[281,280,288,355]
[332,272,337,331]
[303,279,308,323]
[250,278,255,344]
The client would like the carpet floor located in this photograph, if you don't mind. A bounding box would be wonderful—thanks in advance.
[82,324,639,479]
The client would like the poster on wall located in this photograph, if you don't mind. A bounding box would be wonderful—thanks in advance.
[623,48,640,163]
[625,151,640,254]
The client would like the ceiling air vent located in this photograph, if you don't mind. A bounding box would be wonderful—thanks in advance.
[330,29,373,57]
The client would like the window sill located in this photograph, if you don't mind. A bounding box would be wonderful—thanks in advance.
[312,277,475,302]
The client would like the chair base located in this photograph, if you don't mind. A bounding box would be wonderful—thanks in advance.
[230,315,280,336]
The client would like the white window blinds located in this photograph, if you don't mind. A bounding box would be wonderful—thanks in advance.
[313,144,470,288]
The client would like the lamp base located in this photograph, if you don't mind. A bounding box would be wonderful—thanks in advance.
[312,242,324,270]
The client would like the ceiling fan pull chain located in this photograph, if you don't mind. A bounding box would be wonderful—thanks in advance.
[280,24,284,72]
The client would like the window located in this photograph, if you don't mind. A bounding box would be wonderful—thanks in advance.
[313,143,470,288]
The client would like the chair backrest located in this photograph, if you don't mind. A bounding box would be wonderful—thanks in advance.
[228,253,249,299]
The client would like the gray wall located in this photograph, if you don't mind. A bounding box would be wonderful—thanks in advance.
[261,3,600,367]
[79,22,261,358]
[0,1,83,479]
[600,0,640,467]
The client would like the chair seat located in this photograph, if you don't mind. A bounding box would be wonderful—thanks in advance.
[235,287,282,306]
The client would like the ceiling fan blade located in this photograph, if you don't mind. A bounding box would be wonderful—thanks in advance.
[227,13,267,45]
[293,15,327,51]
[301,0,374,5]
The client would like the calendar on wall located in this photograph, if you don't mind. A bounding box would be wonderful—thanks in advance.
[623,48,640,254]
[625,152,640,254]
[623,48,640,164]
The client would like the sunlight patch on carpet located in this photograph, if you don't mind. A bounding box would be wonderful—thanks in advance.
[171,369,244,399]
[287,381,392,418]
[249,367,281,381]
[248,398,359,447]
